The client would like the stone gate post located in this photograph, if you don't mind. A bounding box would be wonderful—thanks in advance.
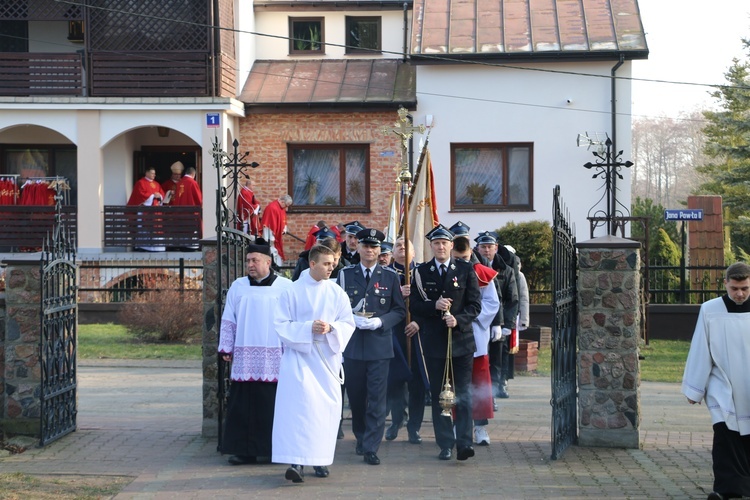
[201,239,219,438]
[1,256,43,437]
[577,235,641,448]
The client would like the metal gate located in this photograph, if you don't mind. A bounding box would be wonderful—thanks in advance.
[550,185,578,460]
[39,191,78,446]
[213,138,256,450]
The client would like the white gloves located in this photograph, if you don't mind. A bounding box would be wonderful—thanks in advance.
[490,326,503,342]
[354,316,382,330]
[519,324,528,331]
[502,328,512,337]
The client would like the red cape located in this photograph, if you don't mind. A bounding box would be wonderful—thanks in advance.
[261,199,287,260]
[473,262,498,286]
[236,186,260,234]
[127,177,165,206]
[172,175,202,206]
[304,224,321,250]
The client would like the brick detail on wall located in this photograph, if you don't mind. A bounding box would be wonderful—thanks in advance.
[238,111,404,262]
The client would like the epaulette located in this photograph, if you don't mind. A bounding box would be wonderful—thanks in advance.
[341,264,357,271]
[380,265,398,275]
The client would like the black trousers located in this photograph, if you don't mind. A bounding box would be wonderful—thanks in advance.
[221,381,276,458]
[344,358,390,454]
[387,354,426,434]
[425,353,473,451]
[713,422,750,496]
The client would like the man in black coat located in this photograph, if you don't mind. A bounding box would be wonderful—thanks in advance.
[341,220,363,266]
[410,224,482,461]
[474,231,519,399]
[338,228,406,466]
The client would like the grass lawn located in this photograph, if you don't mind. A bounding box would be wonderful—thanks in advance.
[78,323,201,360]
[0,473,130,500]
[519,339,689,384]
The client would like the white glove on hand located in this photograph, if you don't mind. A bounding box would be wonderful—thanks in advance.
[361,317,383,330]
[502,328,512,337]
[490,326,503,342]
[353,315,368,329]
[519,324,528,331]
[282,225,288,234]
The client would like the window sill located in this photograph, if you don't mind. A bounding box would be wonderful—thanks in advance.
[450,207,535,213]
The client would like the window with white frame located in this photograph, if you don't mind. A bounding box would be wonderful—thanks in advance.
[451,143,533,210]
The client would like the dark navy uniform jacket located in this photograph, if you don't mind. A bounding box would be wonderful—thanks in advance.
[337,264,406,361]
[410,258,482,358]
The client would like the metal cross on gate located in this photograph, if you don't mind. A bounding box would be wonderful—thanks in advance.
[212,137,259,231]
[583,137,634,236]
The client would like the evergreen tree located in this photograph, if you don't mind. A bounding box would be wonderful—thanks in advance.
[697,40,750,250]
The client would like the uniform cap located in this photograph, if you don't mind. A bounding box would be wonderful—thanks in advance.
[474,231,498,245]
[356,228,385,246]
[314,227,338,240]
[379,241,394,254]
[449,221,470,237]
[504,244,516,254]
[344,221,365,235]
[426,224,454,242]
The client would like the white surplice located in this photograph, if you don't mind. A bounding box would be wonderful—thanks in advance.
[272,269,356,466]
[473,283,500,357]
[218,275,293,381]
[682,296,750,435]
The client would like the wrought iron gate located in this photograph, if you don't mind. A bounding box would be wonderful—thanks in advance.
[39,191,78,446]
[213,138,256,450]
[550,185,578,460]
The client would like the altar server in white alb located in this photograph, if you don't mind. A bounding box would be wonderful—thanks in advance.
[272,244,355,484]
[218,240,292,465]
[682,262,750,500]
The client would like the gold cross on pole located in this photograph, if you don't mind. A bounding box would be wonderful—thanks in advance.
[382,106,425,183]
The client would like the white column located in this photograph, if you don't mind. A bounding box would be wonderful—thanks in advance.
[76,110,104,253]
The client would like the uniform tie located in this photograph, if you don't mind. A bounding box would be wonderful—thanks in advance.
[365,268,371,285]
[440,264,447,285]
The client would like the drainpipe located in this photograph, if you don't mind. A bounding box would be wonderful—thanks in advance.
[403,3,408,61]
[212,0,220,96]
[610,53,624,235]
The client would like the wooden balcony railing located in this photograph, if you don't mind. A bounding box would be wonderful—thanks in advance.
[103,206,202,248]
[90,53,210,97]
[0,206,78,250]
[0,53,83,96]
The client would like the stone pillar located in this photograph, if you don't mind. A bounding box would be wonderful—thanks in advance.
[577,235,641,448]
[1,256,43,437]
[201,239,219,438]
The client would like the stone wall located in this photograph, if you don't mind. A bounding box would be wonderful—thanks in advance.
[1,257,43,436]
[201,240,219,438]
[577,236,641,448]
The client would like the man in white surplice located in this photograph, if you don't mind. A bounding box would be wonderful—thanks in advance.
[273,244,355,483]
[683,262,750,500]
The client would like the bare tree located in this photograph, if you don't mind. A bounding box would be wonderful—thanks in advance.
[631,111,707,208]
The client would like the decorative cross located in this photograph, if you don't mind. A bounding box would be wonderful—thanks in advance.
[583,137,634,236]
[382,106,425,182]
[212,137,259,231]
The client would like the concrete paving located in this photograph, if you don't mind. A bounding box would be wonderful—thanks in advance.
[1,360,716,499]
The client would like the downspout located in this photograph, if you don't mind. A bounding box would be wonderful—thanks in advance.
[403,3,408,62]
[610,53,625,235]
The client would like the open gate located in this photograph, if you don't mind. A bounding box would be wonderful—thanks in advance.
[213,138,256,450]
[550,185,578,460]
[39,189,78,446]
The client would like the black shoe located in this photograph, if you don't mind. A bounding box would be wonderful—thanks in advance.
[496,388,509,399]
[438,448,452,460]
[385,422,400,441]
[337,421,344,439]
[707,493,725,500]
[364,452,381,465]
[408,431,422,444]
[355,440,364,455]
[313,466,329,478]
[285,464,304,483]
[457,446,475,461]
[227,455,255,465]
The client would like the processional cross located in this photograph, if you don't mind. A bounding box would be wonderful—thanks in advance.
[382,106,426,367]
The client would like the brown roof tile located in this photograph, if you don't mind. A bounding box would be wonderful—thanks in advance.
[411,0,647,59]
[240,59,416,107]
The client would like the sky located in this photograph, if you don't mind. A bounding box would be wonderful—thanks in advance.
[631,0,750,119]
